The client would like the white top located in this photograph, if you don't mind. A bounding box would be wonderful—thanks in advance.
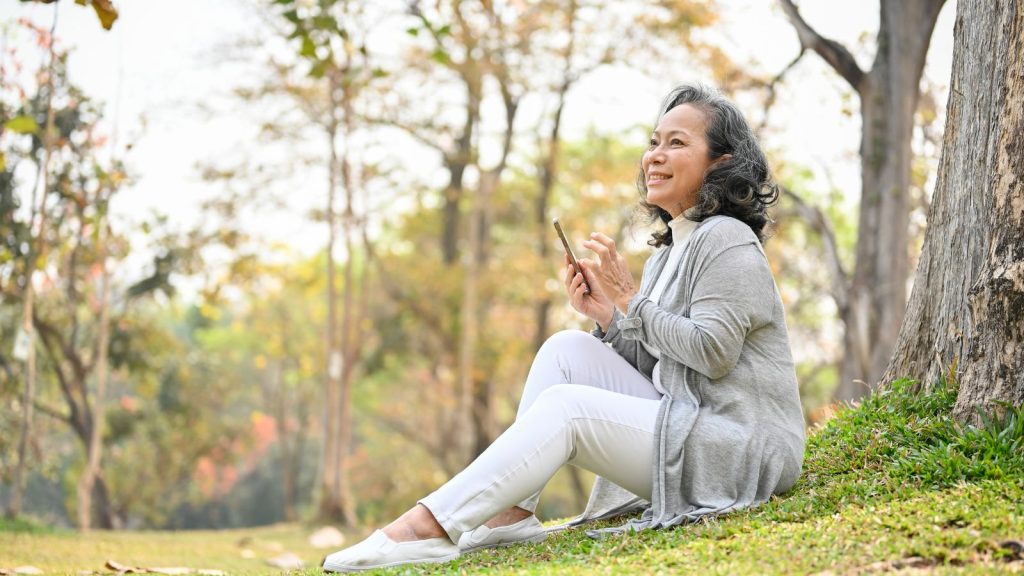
[641,212,699,393]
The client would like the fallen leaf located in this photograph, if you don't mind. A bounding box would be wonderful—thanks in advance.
[14,569,43,576]
[196,571,227,576]
[148,568,191,575]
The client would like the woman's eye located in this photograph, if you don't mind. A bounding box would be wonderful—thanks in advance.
[671,139,684,146]
[648,139,658,148]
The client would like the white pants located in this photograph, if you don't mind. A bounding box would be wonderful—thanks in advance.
[419,330,662,543]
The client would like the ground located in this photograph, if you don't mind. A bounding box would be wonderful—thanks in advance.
[3,379,1022,575]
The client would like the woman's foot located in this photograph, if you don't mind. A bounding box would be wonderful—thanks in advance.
[483,505,532,529]
[381,504,450,542]
[459,507,548,553]
[322,505,458,573]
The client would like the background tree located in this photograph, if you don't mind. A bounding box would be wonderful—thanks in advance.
[778,0,948,402]
[882,0,1023,422]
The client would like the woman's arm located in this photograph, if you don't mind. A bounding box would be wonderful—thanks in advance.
[619,243,775,379]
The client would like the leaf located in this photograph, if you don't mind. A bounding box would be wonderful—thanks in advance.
[0,151,6,172]
[4,116,39,134]
[74,0,118,30]
[429,48,450,65]
[308,59,328,79]
[300,35,317,58]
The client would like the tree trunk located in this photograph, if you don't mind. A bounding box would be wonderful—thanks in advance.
[883,0,1023,423]
[779,0,947,402]
[8,3,59,519]
[76,216,111,531]
[441,80,479,266]
[334,72,358,527]
[318,71,343,522]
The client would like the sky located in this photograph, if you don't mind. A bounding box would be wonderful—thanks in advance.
[1,0,957,267]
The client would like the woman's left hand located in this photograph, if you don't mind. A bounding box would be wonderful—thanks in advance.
[582,232,638,313]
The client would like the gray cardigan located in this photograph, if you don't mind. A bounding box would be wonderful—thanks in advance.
[570,215,805,534]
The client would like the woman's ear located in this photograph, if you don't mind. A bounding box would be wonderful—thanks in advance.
[715,153,733,165]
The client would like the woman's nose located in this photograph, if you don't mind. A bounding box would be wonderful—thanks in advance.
[644,147,665,167]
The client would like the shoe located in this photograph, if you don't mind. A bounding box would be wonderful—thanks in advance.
[321,530,460,572]
[458,516,549,553]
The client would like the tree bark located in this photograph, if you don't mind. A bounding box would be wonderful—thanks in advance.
[883,0,1024,423]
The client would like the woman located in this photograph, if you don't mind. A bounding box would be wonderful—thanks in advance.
[323,83,806,572]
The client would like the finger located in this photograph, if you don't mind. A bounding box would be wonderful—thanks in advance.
[589,232,616,250]
[583,239,611,261]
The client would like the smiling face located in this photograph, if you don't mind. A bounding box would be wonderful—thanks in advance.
[642,103,716,219]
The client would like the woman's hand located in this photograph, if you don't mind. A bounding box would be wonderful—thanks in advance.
[563,254,615,331]
[582,232,638,314]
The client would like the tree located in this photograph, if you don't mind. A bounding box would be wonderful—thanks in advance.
[778,0,948,401]
[882,0,1023,422]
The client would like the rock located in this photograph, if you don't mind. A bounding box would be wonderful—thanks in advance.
[265,552,304,570]
[308,526,345,549]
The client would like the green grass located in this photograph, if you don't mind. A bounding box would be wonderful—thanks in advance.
[3,379,1023,574]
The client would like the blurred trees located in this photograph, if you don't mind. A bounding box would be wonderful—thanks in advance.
[778,0,948,402]
[0,0,964,531]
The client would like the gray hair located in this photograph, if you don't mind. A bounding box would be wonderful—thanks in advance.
[638,83,778,246]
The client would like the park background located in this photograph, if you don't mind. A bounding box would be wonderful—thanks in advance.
[1,0,1022,573]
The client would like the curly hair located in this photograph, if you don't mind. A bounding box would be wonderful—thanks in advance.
[638,83,779,246]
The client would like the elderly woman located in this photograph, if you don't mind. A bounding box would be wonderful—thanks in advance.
[323,83,805,572]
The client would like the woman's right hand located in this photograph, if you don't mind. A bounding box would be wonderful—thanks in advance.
[563,254,615,331]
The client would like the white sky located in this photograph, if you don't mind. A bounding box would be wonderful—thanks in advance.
[1,0,956,268]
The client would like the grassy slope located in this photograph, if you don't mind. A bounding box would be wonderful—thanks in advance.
[3,380,1022,575]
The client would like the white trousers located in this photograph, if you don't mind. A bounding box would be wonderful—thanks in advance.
[419,330,662,543]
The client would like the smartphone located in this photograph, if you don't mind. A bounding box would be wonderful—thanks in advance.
[552,217,591,295]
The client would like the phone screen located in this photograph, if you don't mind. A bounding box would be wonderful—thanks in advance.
[552,217,591,295]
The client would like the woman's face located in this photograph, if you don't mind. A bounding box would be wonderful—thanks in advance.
[642,103,715,219]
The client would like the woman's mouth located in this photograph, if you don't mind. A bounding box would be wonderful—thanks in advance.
[647,173,671,186]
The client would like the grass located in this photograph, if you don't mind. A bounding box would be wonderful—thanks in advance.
[3,378,1023,574]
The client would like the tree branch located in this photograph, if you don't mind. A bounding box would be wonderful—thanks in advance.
[33,314,87,439]
[780,186,850,315]
[758,48,806,134]
[33,400,71,423]
[778,0,866,92]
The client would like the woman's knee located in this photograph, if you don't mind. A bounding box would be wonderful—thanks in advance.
[540,328,591,351]
[531,384,588,419]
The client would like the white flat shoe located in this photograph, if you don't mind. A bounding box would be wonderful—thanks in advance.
[322,529,460,572]
[459,516,548,553]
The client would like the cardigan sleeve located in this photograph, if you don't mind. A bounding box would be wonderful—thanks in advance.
[616,242,775,379]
